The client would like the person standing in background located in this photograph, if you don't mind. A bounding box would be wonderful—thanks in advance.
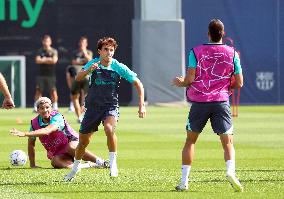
[34,35,59,112]
[69,36,93,122]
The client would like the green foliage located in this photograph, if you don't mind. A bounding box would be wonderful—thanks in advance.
[0,106,283,199]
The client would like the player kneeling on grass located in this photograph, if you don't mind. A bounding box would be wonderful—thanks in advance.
[64,37,146,182]
[10,97,109,169]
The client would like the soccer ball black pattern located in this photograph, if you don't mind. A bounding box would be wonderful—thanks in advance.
[9,150,27,166]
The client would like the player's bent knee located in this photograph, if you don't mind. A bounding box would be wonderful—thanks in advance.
[104,124,115,135]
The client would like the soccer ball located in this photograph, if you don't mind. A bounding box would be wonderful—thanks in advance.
[9,150,27,166]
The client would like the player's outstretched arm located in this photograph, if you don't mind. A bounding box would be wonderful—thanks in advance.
[133,79,146,118]
[10,125,58,137]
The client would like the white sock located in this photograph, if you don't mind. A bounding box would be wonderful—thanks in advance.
[70,102,74,108]
[109,152,117,169]
[53,102,58,110]
[181,165,191,185]
[34,102,37,111]
[95,157,104,166]
[226,160,236,176]
[72,159,81,171]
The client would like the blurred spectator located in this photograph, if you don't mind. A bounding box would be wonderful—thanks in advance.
[34,35,58,112]
[68,36,93,122]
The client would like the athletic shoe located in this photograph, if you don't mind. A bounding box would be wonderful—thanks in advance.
[226,174,244,192]
[175,183,188,191]
[92,159,110,168]
[64,166,81,182]
[103,159,110,168]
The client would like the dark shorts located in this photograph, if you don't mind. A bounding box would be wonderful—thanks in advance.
[79,105,119,134]
[70,79,89,95]
[186,101,233,135]
[66,65,77,78]
[36,76,56,92]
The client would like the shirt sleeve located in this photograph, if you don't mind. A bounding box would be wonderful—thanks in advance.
[52,49,58,57]
[187,50,197,68]
[49,113,65,131]
[82,58,99,71]
[114,61,138,83]
[88,50,93,59]
[234,51,242,74]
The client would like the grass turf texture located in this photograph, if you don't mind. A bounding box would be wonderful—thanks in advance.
[0,106,283,199]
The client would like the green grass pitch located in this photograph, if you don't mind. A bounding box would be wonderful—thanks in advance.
[0,105,283,199]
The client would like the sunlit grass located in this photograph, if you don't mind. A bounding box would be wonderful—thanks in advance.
[0,106,283,198]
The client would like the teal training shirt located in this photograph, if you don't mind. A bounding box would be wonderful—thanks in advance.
[29,113,65,140]
[82,58,138,107]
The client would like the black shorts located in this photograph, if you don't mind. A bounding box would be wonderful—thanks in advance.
[66,65,77,78]
[36,76,56,92]
[70,79,89,95]
[79,105,119,134]
[186,101,233,135]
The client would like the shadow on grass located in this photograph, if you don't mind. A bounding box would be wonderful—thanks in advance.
[0,167,54,170]
[21,189,194,194]
[192,179,284,183]
[193,169,284,172]
[0,182,47,186]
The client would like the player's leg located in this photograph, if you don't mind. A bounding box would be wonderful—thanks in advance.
[220,134,243,192]
[71,81,84,122]
[48,76,58,110]
[103,108,119,177]
[51,154,74,168]
[104,116,117,152]
[65,141,109,168]
[66,66,75,112]
[176,102,208,191]
[211,101,243,192]
[64,106,101,181]
[64,133,93,181]
[176,131,199,191]
[71,93,81,122]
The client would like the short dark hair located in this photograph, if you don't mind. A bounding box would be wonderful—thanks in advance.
[80,36,88,42]
[97,37,118,51]
[42,34,51,41]
[208,19,224,42]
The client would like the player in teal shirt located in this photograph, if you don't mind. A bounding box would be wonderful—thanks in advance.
[64,37,146,181]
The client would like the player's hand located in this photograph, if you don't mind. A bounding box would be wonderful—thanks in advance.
[10,128,25,137]
[172,76,185,87]
[138,104,146,118]
[88,61,100,72]
[30,165,42,169]
[2,97,15,109]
